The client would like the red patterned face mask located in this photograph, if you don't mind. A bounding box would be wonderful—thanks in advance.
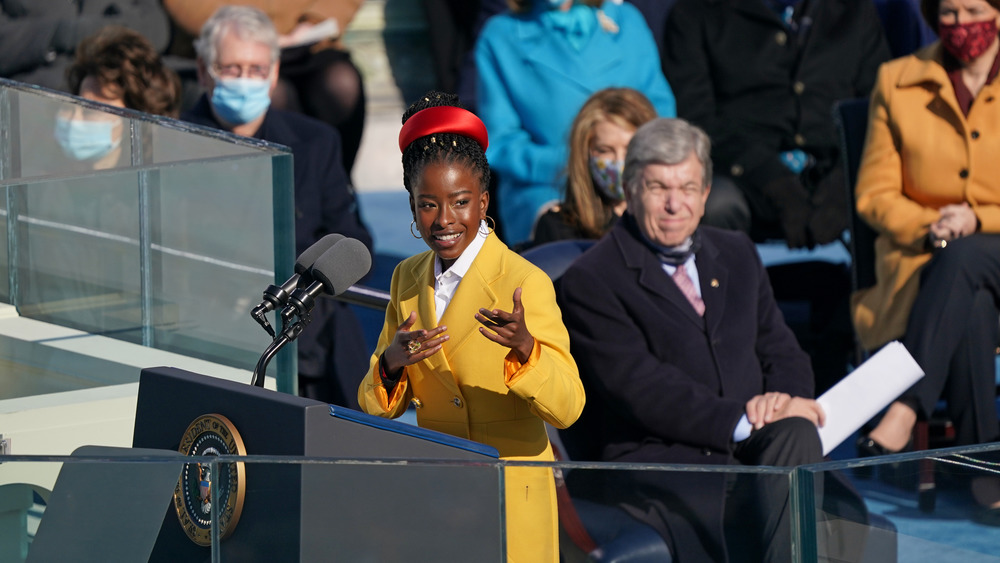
[939,19,999,63]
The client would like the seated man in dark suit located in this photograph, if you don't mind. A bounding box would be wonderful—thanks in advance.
[180,5,372,408]
[558,118,863,562]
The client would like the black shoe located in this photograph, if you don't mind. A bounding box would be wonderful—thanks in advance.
[855,435,896,458]
[854,435,904,480]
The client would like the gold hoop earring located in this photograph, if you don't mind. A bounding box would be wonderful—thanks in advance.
[410,220,421,239]
[480,215,496,236]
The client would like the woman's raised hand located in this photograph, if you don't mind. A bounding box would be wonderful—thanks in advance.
[383,311,448,374]
[476,287,535,363]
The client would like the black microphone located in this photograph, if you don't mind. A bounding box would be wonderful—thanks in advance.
[251,233,344,337]
[280,237,373,324]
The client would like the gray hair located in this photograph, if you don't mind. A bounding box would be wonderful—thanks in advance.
[623,118,713,195]
[194,6,280,68]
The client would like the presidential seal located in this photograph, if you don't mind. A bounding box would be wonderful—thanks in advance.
[173,413,246,546]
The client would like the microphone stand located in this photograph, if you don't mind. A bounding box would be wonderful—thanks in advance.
[250,283,293,339]
[250,309,312,387]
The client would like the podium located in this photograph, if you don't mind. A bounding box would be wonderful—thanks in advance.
[131,367,504,562]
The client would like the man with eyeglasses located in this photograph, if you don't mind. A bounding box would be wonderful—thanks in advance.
[182,5,373,408]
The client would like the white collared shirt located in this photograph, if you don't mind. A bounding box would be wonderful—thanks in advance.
[433,221,489,323]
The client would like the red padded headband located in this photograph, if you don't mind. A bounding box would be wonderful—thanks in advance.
[398,106,489,153]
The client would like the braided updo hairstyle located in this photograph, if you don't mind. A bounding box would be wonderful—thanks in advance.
[401,91,491,194]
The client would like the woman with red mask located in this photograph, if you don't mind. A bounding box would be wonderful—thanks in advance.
[853,0,1000,517]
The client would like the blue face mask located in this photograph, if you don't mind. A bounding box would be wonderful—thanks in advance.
[54,115,120,161]
[210,77,272,125]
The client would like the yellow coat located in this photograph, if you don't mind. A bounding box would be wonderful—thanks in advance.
[358,232,585,562]
[853,43,1000,350]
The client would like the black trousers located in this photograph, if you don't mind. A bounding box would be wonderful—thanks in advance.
[277,47,366,178]
[421,0,481,94]
[611,418,829,563]
[902,234,1000,446]
[728,417,824,563]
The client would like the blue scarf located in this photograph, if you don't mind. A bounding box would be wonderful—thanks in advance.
[626,213,702,265]
[542,3,598,51]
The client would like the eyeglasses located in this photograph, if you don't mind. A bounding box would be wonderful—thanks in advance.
[211,63,272,80]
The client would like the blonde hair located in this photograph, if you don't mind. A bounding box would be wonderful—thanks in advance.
[563,88,657,238]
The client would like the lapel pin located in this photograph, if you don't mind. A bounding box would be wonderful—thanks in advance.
[710,279,720,288]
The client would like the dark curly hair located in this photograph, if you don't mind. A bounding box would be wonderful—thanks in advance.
[401,91,491,194]
[66,26,182,118]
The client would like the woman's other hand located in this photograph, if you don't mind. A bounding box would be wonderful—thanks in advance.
[936,203,978,239]
[476,287,535,363]
[383,311,448,374]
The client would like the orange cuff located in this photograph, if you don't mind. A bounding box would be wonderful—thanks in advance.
[374,357,407,412]
[504,340,541,387]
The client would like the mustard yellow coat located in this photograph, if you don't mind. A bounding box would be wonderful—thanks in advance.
[358,233,585,562]
[853,43,1000,351]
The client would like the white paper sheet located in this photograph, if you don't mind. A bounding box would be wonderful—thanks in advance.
[282,19,340,48]
[816,341,925,455]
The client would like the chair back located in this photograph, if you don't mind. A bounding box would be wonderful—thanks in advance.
[520,238,602,461]
[834,97,879,294]
[834,97,880,367]
[520,239,596,283]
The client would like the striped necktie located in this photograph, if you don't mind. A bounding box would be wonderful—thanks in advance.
[672,265,705,316]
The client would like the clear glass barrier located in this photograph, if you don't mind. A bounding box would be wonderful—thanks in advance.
[801,443,1000,563]
[0,79,295,390]
[5,449,1000,562]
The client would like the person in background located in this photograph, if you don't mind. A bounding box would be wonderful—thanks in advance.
[0,0,170,92]
[456,0,678,113]
[852,0,1000,520]
[531,87,657,246]
[67,26,181,118]
[181,6,373,408]
[51,26,180,171]
[358,91,585,562]
[662,0,891,248]
[422,0,482,94]
[475,0,676,247]
[163,0,367,178]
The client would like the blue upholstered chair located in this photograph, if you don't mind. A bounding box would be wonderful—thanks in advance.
[522,239,673,562]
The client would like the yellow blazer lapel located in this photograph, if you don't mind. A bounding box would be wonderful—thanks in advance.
[439,234,505,360]
[396,251,434,331]
[397,252,455,387]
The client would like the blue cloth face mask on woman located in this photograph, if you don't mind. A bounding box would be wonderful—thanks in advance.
[589,155,625,201]
[54,115,119,161]
[210,77,272,125]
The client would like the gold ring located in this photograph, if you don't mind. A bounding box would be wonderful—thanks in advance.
[407,340,421,354]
